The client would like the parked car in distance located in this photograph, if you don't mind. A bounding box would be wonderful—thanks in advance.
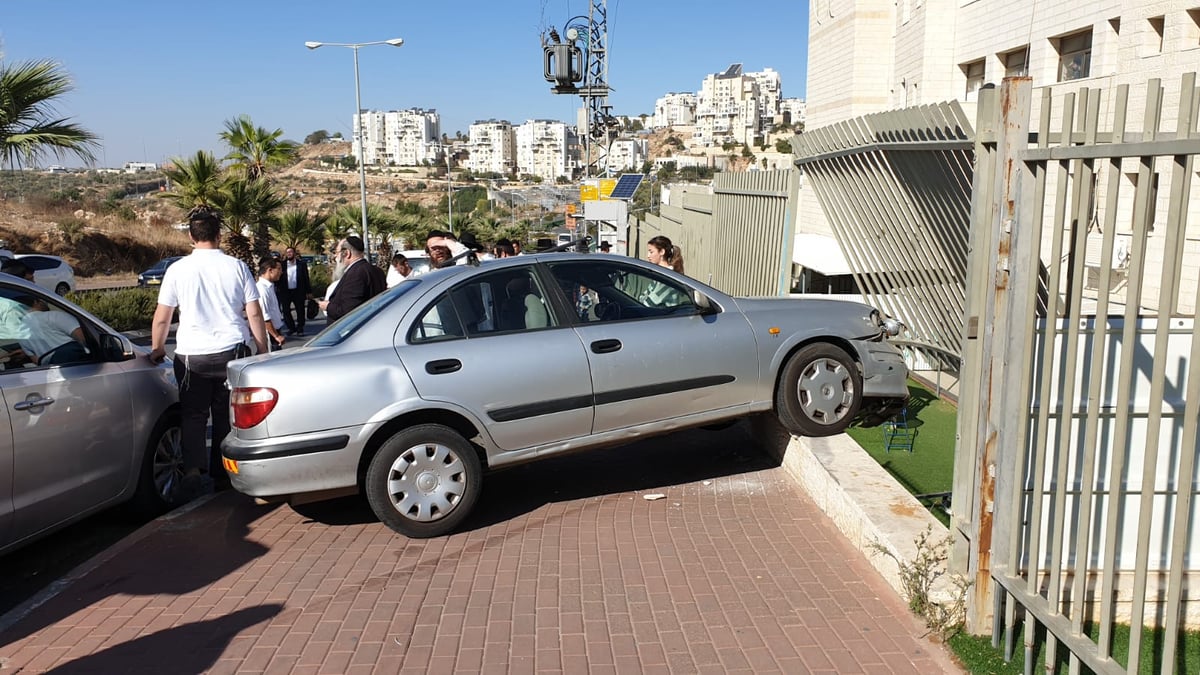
[137,256,185,287]
[0,276,182,557]
[222,253,908,539]
[14,254,75,295]
[400,250,431,276]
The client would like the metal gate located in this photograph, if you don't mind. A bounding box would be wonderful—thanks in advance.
[962,74,1200,673]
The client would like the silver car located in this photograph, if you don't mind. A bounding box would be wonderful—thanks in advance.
[0,276,182,556]
[223,254,908,538]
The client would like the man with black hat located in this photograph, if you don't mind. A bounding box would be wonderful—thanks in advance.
[598,241,612,253]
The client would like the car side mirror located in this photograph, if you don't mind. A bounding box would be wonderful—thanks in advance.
[99,333,135,362]
[692,290,719,315]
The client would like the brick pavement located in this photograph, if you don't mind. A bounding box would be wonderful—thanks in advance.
[0,424,960,673]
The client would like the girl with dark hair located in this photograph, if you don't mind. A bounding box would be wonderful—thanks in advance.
[646,235,684,275]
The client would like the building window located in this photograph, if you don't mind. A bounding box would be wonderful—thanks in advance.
[962,60,986,101]
[1003,47,1028,77]
[1056,29,1092,82]
[1189,9,1200,47]
[1149,16,1165,54]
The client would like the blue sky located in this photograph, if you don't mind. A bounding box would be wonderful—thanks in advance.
[1,1,809,168]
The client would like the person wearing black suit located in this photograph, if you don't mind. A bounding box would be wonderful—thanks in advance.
[276,246,314,336]
[319,236,386,323]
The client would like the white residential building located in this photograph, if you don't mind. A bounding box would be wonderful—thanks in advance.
[122,162,158,173]
[353,108,441,167]
[652,92,697,128]
[747,68,782,132]
[605,138,648,173]
[778,97,807,129]
[802,0,1200,305]
[515,119,578,182]
[466,120,516,175]
[694,64,763,147]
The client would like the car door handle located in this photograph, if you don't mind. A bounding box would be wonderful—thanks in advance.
[590,339,622,354]
[425,359,462,375]
[14,396,55,411]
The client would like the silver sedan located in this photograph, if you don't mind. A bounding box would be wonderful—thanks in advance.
[0,276,182,556]
[222,254,908,538]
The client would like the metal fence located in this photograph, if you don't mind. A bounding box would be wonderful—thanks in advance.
[960,74,1199,673]
[628,169,799,297]
[790,103,976,370]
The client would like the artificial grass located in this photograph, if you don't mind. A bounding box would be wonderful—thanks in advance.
[949,622,1200,674]
[846,379,957,524]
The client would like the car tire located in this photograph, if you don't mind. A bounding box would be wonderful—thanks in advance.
[55,282,70,296]
[774,342,862,437]
[365,424,483,538]
[128,411,183,517]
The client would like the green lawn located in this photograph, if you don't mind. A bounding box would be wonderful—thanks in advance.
[847,379,957,524]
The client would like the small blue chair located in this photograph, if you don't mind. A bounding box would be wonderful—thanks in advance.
[883,408,915,453]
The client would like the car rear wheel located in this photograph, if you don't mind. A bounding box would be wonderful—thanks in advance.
[774,342,862,437]
[365,424,482,538]
[55,282,70,296]
[129,411,183,516]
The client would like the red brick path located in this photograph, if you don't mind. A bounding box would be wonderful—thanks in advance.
[0,425,959,673]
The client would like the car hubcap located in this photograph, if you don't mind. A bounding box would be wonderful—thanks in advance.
[153,426,185,500]
[797,358,854,424]
[386,442,466,522]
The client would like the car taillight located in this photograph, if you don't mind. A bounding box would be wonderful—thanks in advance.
[231,387,278,429]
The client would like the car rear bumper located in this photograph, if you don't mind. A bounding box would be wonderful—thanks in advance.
[221,428,366,498]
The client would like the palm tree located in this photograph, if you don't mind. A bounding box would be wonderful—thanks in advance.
[219,114,298,180]
[329,204,398,264]
[221,177,287,265]
[160,151,226,211]
[270,209,329,253]
[0,59,99,169]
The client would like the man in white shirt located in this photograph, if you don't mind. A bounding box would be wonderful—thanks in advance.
[18,295,87,365]
[149,208,268,501]
[257,257,287,350]
[386,254,412,288]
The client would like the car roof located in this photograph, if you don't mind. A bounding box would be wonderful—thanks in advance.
[14,254,65,262]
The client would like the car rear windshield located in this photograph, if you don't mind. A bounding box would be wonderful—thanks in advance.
[307,279,421,347]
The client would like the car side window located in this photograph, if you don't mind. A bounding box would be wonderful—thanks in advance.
[408,269,556,344]
[547,261,696,323]
[0,286,90,369]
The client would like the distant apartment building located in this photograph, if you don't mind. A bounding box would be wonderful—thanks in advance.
[778,97,807,129]
[747,68,782,132]
[515,119,578,182]
[353,108,441,167]
[605,138,648,173]
[652,93,697,128]
[694,64,766,147]
[466,120,516,175]
[123,162,158,173]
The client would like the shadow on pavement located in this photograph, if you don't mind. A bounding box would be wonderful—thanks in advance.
[44,604,283,674]
[0,493,277,646]
[288,418,788,535]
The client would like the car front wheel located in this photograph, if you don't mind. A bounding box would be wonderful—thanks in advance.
[55,282,70,296]
[129,411,183,516]
[365,424,483,538]
[774,343,863,437]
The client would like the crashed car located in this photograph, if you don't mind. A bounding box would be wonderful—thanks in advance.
[222,253,907,537]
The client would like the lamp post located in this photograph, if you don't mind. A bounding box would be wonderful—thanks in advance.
[446,150,453,235]
[305,37,404,259]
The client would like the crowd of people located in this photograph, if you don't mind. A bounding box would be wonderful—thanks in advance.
[138,210,687,504]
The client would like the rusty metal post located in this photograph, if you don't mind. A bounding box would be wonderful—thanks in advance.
[960,77,1034,634]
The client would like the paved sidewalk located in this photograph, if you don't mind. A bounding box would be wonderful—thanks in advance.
[0,424,959,674]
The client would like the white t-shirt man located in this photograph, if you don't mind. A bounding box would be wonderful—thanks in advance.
[158,249,259,355]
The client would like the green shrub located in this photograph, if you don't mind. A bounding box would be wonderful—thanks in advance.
[56,217,87,245]
[70,287,161,332]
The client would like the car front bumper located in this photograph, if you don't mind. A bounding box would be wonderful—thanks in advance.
[852,339,910,397]
[221,426,372,498]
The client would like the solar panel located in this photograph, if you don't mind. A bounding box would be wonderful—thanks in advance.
[608,173,644,200]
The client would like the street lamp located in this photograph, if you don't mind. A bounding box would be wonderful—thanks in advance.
[305,37,404,258]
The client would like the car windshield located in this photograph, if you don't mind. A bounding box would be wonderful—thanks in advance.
[307,279,422,347]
